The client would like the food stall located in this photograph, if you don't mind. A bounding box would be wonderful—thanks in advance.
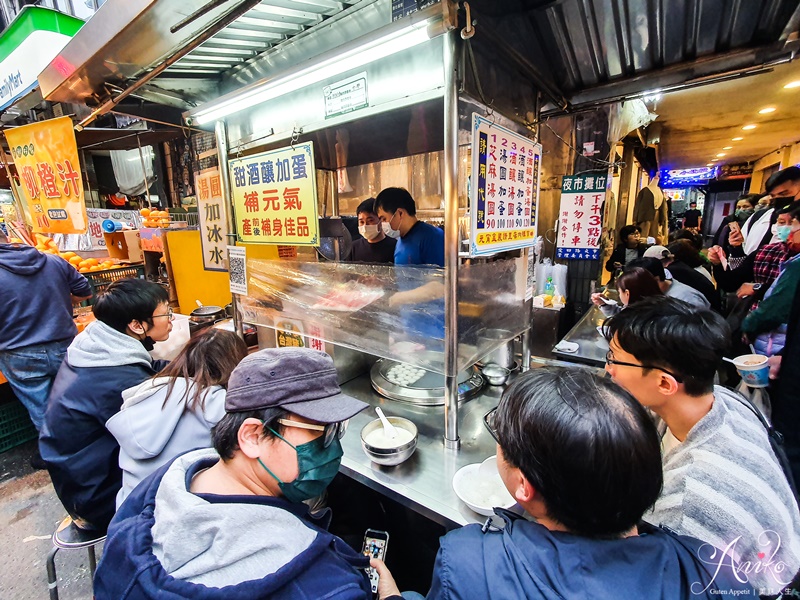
[173,1,558,525]
[35,0,596,528]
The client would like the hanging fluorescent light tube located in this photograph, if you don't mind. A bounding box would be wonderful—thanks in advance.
[191,20,433,125]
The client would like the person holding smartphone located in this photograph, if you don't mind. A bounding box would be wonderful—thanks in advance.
[95,348,409,600]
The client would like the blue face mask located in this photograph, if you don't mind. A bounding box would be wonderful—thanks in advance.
[776,225,794,243]
[258,426,343,503]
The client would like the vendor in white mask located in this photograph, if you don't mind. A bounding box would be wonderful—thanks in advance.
[346,198,397,264]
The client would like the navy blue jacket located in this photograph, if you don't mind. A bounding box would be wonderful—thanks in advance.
[0,244,91,351]
[39,358,165,530]
[95,456,373,599]
[425,510,754,600]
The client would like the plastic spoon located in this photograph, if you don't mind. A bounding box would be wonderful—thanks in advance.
[723,357,738,365]
[375,407,398,439]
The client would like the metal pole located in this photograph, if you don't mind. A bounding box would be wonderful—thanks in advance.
[443,29,460,450]
[136,135,152,208]
[215,120,244,339]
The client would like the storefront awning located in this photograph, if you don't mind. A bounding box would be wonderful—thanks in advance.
[38,0,361,110]
[0,7,83,112]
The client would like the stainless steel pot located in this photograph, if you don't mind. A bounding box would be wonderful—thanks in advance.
[480,329,515,369]
[189,305,225,324]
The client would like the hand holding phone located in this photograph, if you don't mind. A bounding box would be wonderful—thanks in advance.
[363,529,389,597]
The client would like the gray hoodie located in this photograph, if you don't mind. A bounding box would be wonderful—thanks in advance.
[107,377,226,508]
[151,448,318,587]
[69,320,154,368]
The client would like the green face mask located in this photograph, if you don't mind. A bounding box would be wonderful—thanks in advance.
[258,426,343,503]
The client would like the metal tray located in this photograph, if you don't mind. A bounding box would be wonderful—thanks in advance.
[370,359,485,406]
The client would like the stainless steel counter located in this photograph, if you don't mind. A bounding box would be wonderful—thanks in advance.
[551,305,611,368]
[337,374,505,529]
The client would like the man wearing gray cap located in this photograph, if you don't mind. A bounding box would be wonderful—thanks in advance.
[94,348,395,600]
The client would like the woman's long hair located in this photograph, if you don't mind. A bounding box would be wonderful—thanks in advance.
[616,267,663,305]
[155,328,248,411]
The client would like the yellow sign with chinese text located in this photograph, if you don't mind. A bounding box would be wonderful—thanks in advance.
[4,116,87,234]
[229,142,319,245]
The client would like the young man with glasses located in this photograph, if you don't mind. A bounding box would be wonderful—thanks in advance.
[95,348,400,600]
[39,278,173,533]
[603,296,800,597]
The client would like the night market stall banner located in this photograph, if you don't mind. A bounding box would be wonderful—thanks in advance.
[470,114,541,256]
[196,167,229,271]
[556,174,606,260]
[229,142,319,246]
[4,116,87,234]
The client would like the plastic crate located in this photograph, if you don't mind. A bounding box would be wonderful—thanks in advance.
[0,399,37,454]
[83,265,146,304]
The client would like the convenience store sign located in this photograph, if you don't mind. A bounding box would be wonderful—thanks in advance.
[229,142,319,246]
[0,7,83,110]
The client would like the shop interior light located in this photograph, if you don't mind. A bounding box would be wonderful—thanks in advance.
[742,124,757,130]
[758,107,776,114]
[192,21,433,125]
[706,163,713,167]
[722,146,733,150]
[711,158,719,162]
[732,137,744,141]
[716,153,726,157]
[784,81,800,89]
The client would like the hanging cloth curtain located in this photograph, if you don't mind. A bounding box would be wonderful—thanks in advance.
[110,145,155,196]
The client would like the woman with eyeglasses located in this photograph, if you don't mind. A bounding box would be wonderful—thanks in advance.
[107,328,248,507]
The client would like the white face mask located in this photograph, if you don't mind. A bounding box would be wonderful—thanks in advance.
[358,224,381,240]
[382,211,402,239]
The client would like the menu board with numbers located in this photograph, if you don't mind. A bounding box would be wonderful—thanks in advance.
[556,174,607,260]
[229,142,319,246]
[470,114,541,257]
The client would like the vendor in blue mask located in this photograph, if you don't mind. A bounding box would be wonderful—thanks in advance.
[94,348,394,600]
[375,188,445,348]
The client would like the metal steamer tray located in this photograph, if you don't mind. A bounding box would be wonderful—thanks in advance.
[370,359,485,406]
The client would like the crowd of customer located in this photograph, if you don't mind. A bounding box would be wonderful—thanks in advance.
[2,172,800,600]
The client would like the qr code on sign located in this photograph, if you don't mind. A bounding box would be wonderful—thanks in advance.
[227,247,248,295]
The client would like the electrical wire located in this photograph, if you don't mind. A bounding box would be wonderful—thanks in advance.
[541,119,624,173]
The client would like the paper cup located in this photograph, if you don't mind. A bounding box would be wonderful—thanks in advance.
[733,354,770,388]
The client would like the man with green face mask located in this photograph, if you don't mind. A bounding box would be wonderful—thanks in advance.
[94,348,399,600]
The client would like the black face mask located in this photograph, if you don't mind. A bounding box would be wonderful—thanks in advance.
[774,197,796,211]
[141,336,155,351]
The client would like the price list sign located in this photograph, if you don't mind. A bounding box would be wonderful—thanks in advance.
[556,174,606,260]
[196,167,229,271]
[229,142,319,246]
[470,114,541,256]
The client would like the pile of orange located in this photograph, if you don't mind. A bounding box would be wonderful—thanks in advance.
[34,234,121,273]
[140,207,171,228]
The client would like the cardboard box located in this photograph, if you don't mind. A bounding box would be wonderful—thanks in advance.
[103,230,144,263]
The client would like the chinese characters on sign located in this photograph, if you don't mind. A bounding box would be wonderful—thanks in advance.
[556,174,607,260]
[86,209,141,249]
[4,116,87,234]
[229,142,319,246]
[196,168,229,271]
[470,114,541,256]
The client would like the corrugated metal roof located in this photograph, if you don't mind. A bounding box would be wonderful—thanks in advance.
[470,0,800,108]
[167,0,357,76]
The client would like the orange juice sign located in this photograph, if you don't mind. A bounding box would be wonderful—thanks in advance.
[4,116,87,234]
[229,142,319,245]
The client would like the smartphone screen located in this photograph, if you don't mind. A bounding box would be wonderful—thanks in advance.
[362,529,389,596]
